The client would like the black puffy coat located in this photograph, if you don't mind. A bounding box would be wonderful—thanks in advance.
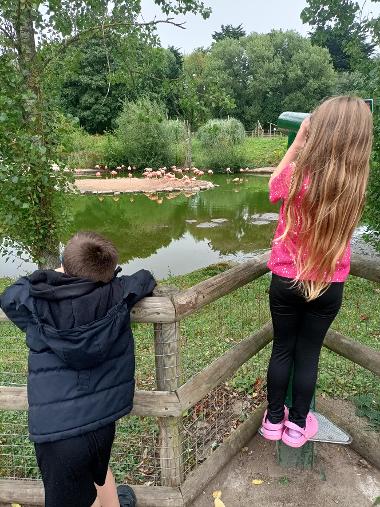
[0,268,156,443]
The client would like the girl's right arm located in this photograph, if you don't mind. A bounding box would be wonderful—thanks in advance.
[269,116,310,186]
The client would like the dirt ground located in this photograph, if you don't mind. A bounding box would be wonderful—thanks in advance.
[192,435,380,507]
[75,176,214,194]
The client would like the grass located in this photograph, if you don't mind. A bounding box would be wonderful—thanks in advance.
[237,136,287,169]
[66,131,287,171]
[0,268,379,483]
[191,136,287,171]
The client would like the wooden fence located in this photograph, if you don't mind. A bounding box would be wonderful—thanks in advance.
[0,251,379,506]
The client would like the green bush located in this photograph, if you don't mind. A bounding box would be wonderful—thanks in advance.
[195,118,245,170]
[101,133,124,168]
[55,114,107,169]
[365,117,380,250]
[114,98,172,169]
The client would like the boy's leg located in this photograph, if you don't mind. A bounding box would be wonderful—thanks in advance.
[95,468,119,507]
[35,436,99,507]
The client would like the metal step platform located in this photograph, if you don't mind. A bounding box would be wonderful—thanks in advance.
[310,411,352,444]
[259,411,352,445]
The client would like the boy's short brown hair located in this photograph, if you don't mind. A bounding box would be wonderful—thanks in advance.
[63,232,118,283]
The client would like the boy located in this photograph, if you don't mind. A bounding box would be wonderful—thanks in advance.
[0,232,156,507]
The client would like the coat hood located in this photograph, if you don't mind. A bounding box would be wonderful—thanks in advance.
[26,267,130,370]
[28,269,105,301]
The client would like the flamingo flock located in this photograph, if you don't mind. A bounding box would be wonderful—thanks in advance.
[93,164,219,180]
[141,166,208,181]
[88,163,256,180]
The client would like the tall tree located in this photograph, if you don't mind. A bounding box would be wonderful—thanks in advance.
[195,31,336,129]
[301,0,378,71]
[212,24,246,42]
[0,0,210,266]
[60,34,126,134]
[57,36,184,133]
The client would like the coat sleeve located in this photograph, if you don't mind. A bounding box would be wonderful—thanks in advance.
[0,278,33,332]
[122,270,157,308]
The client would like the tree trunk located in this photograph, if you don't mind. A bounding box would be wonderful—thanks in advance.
[17,3,60,269]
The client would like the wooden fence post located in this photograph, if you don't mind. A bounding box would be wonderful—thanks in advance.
[154,288,184,488]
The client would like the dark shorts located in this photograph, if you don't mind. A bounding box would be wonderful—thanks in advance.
[35,423,116,507]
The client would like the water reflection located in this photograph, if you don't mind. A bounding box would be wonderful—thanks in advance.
[1,175,279,279]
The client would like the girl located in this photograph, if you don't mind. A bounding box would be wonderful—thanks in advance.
[261,96,373,448]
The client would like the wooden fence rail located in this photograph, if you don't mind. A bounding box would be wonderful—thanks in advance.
[0,252,379,506]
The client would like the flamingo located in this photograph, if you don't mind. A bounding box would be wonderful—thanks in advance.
[128,166,132,171]
[226,167,232,174]
[208,170,213,175]
[110,170,117,177]
[128,173,133,178]
[96,172,101,178]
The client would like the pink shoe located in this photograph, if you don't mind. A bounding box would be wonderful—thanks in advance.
[281,412,318,448]
[261,407,289,441]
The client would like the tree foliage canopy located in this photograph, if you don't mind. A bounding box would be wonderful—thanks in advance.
[301,0,379,71]
[212,24,246,41]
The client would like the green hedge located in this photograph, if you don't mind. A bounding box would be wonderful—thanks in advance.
[365,117,380,250]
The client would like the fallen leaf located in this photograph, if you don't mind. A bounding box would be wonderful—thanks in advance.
[213,490,226,507]
[252,479,264,485]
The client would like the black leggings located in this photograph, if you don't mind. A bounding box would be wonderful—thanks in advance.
[267,274,344,428]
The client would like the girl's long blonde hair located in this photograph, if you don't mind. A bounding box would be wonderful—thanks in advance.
[283,96,373,301]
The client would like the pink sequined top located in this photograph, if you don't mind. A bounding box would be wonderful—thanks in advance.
[267,164,351,282]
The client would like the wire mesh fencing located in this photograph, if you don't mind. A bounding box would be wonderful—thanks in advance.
[0,272,272,486]
[0,269,378,488]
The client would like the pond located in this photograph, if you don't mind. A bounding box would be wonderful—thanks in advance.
[0,175,279,279]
